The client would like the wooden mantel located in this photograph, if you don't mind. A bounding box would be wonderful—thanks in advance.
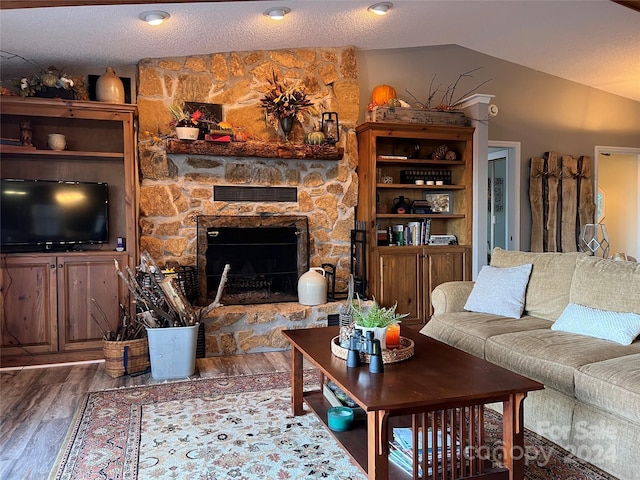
[166,139,344,160]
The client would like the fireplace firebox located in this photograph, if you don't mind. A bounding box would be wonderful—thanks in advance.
[197,216,309,305]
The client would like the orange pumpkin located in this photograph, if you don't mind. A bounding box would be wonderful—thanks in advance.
[371,84,397,105]
[234,130,248,142]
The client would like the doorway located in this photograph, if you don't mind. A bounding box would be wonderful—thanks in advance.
[594,146,640,260]
[487,141,521,261]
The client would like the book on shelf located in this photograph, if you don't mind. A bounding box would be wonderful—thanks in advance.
[388,427,461,478]
[390,219,431,246]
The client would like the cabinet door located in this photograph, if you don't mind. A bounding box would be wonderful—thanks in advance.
[1,256,58,355]
[424,250,466,318]
[57,254,126,351]
[377,250,423,325]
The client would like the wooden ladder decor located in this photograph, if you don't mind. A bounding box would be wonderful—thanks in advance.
[530,152,595,252]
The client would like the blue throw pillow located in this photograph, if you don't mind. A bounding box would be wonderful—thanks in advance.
[552,303,640,345]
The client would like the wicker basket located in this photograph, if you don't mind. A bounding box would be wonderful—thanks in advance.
[103,337,150,378]
[331,335,414,364]
[138,265,199,306]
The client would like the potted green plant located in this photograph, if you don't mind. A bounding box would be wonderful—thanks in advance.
[351,296,408,349]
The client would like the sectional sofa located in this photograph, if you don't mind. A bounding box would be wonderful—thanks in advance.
[420,248,640,479]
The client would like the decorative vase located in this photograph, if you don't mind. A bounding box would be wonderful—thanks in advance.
[48,133,66,151]
[175,120,200,141]
[392,195,411,214]
[280,115,294,142]
[96,67,125,103]
[297,267,327,306]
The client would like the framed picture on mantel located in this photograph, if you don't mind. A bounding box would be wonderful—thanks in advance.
[185,102,223,125]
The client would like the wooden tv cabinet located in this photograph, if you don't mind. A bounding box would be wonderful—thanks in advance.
[0,97,138,366]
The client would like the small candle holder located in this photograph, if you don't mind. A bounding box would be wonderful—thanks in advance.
[386,323,401,349]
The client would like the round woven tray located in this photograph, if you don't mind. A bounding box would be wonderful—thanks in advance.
[331,336,414,364]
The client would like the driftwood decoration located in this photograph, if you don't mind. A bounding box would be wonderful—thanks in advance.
[530,152,596,252]
[561,155,579,252]
[529,152,560,252]
[577,156,596,237]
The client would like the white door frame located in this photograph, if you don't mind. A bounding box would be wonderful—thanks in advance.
[488,140,521,252]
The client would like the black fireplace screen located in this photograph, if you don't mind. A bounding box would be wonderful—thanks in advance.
[197,216,309,305]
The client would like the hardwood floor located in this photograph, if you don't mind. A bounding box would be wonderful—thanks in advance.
[0,351,300,480]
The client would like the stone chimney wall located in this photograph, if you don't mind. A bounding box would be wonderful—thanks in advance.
[136,47,360,292]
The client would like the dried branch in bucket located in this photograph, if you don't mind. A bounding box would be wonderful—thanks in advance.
[114,251,231,328]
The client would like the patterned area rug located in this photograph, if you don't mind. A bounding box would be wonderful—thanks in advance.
[50,371,615,480]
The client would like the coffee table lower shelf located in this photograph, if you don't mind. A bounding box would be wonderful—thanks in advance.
[304,390,509,480]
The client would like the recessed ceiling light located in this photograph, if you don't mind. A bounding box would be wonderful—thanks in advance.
[368,2,392,15]
[263,7,291,20]
[139,10,170,26]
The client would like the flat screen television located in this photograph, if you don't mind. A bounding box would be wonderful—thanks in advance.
[1,179,109,252]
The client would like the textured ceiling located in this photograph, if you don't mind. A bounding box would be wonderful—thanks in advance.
[1,1,639,101]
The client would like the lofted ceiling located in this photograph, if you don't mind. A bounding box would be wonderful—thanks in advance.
[1,0,639,101]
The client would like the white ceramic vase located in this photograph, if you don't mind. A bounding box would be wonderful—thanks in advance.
[297,267,327,306]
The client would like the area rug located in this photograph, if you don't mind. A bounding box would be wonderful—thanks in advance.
[50,371,615,480]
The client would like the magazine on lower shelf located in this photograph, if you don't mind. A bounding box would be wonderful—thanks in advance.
[389,427,461,478]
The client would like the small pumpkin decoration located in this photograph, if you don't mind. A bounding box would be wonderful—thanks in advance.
[387,98,402,108]
[304,129,326,145]
[234,129,248,142]
[371,84,397,106]
[40,72,59,88]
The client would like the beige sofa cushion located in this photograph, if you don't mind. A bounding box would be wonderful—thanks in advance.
[575,353,640,425]
[490,248,586,321]
[485,329,640,396]
[570,256,640,314]
[421,313,552,359]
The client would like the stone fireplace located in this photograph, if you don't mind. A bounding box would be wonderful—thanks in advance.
[197,214,309,305]
[135,46,359,355]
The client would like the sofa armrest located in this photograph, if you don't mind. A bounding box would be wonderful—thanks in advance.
[431,281,475,314]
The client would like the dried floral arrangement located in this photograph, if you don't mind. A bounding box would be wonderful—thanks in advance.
[17,65,75,97]
[260,71,316,130]
[167,103,202,127]
[0,51,87,98]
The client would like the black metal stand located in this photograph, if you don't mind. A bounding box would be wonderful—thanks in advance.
[350,221,367,299]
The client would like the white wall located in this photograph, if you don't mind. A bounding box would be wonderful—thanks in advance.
[596,151,639,259]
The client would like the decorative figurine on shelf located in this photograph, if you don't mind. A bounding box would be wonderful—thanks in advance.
[20,119,33,147]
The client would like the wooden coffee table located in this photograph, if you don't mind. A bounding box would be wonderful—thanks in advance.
[282,326,543,480]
